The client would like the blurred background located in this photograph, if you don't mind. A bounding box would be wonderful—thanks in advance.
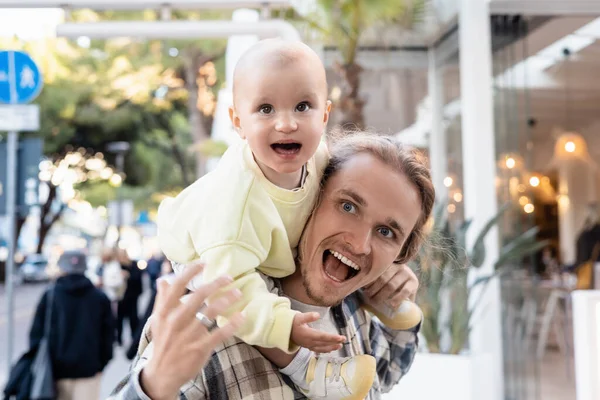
[1,1,600,399]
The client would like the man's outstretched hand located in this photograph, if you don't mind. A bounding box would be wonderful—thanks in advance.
[290,312,346,354]
[363,263,419,309]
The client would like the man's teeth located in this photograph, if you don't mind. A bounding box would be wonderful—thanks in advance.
[330,250,360,271]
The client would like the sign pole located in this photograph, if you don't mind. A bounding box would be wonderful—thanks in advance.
[0,48,44,372]
[5,50,19,372]
[5,130,18,372]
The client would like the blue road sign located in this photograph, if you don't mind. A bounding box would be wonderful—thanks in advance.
[0,50,43,104]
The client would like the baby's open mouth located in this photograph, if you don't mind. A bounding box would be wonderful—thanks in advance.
[322,249,360,283]
[271,142,302,155]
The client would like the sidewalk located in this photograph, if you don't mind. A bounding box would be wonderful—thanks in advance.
[101,345,135,399]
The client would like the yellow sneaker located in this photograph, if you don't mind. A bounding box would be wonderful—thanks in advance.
[301,354,376,400]
[363,299,422,330]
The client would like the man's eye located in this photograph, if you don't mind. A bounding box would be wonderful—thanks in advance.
[259,105,273,114]
[378,227,394,238]
[296,102,310,112]
[341,202,356,214]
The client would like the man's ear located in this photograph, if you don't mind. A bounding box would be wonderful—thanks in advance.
[323,100,332,125]
[229,106,244,139]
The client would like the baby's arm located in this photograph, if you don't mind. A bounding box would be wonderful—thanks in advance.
[200,244,299,353]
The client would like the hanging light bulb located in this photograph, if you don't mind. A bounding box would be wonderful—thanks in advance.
[506,157,516,169]
[565,141,576,153]
[529,176,540,187]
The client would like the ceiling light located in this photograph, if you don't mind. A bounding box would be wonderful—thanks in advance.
[529,176,540,187]
[565,141,576,153]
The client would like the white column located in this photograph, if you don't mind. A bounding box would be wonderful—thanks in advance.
[207,9,259,171]
[427,48,447,200]
[459,1,504,400]
[224,9,260,88]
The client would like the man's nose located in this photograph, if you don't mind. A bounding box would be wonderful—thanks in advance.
[343,227,372,256]
[275,113,298,133]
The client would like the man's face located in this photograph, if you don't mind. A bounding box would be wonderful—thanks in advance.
[298,152,422,307]
[229,59,330,176]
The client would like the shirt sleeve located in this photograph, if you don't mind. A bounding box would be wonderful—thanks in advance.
[105,367,151,400]
[369,317,420,393]
[156,196,199,264]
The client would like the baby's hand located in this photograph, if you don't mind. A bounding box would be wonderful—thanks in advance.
[290,312,346,354]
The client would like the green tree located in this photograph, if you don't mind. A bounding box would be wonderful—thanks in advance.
[286,0,428,128]
[0,11,226,253]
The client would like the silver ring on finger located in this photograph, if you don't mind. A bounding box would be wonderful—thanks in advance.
[196,311,217,332]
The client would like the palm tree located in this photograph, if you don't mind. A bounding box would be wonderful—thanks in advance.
[289,0,428,129]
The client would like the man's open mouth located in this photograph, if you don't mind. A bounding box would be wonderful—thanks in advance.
[271,142,302,155]
[322,249,361,283]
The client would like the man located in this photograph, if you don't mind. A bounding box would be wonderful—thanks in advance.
[31,250,114,400]
[116,249,143,346]
[111,133,435,399]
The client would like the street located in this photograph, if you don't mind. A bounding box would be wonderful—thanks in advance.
[0,281,147,398]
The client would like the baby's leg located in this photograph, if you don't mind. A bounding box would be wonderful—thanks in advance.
[258,346,314,391]
[257,346,298,368]
[258,346,376,400]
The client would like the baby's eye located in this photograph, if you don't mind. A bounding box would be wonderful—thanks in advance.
[377,227,394,239]
[259,105,273,114]
[296,102,311,112]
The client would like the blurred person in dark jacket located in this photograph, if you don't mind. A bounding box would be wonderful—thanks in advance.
[145,251,165,292]
[29,250,114,400]
[126,257,173,360]
[115,249,143,346]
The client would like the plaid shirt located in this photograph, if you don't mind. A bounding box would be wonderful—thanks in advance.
[108,292,418,400]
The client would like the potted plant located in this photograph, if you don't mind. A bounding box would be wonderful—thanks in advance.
[385,203,548,400]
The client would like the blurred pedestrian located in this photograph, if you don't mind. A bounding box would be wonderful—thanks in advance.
[29,250,114,400]
[145,250,165,292]
[126,258,172,360]
[99,248,127,303]
[115,249,143,346]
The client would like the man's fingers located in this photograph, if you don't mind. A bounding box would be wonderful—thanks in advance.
[205,313,245,349]
[294,312,321,326]
[398,284,417,303]
[364,266,397,297]
[200,288,242,320]
[153,279,172,317]
[181,275,235,319]
[386,280,418,308]
[363,276,387,297]
[371,281,396,304]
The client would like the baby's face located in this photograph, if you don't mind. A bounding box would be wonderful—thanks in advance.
[230,59,330,176]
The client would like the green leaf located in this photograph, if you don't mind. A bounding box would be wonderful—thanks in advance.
[469,203,511,268]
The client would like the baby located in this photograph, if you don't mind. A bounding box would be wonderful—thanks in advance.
[157,39,421,399]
